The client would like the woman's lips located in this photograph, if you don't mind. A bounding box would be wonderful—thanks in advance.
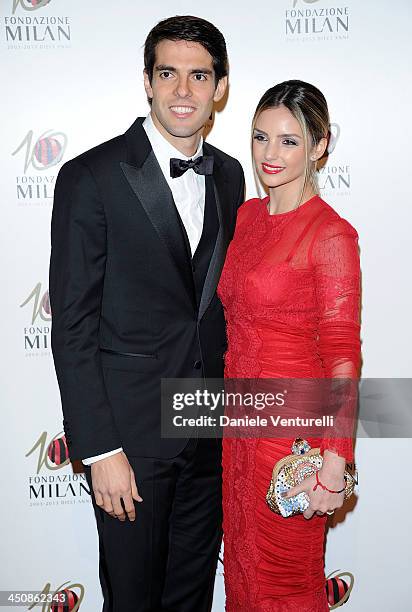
[262,163,285,175]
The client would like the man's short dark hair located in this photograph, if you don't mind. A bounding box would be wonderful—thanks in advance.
[144,15,228,86]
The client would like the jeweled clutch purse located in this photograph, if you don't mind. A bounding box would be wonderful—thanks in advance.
[266,438,356,518]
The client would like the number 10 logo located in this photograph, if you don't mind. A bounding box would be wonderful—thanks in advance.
[12,0,51,14]
[12,129,67,174]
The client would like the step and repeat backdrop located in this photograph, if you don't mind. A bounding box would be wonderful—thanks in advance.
[1,0,411,610]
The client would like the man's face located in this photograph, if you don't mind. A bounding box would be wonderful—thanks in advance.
[144,39,227,149]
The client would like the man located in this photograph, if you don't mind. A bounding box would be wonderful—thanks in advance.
[49,14,245,612]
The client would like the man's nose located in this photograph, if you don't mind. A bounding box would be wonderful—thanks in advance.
[174,76,191,98]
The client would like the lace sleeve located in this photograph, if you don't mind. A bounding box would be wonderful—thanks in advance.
[310,216,361,463]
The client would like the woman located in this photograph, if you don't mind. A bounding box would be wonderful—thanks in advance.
[217,80,361,611]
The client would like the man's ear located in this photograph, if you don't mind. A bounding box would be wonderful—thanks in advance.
[310,136,328,162]
[143,69,153,100]
[213,76,228,103]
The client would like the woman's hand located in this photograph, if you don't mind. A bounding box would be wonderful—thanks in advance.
[282,449,346,519]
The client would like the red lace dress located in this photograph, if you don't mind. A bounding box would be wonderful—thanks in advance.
[217,195,361,611]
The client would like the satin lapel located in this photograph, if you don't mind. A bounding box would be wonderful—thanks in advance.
[120,151,196,309]
[198,157,230,321]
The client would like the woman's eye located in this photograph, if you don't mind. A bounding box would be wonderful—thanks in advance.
[283,139,298,146]
[253,134,267,142]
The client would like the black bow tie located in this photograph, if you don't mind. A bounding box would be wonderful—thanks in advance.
[170,155,214,179]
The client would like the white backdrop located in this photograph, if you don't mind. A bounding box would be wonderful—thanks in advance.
[1,0,411,610]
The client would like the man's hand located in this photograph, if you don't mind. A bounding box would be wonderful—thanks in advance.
[91,451,143,521]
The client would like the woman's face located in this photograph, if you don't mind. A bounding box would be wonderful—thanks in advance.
[252,105,310,192]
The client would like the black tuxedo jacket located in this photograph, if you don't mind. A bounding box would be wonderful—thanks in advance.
[49,117,245,460]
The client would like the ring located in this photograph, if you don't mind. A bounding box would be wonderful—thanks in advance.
[326,510,335,515]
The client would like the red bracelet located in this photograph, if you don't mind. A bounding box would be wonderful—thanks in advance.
[313,470,345,494]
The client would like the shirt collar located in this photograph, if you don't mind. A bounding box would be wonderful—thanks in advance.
[143,113,203,178]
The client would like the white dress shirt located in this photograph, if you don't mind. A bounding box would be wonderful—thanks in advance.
[82,113,207,465]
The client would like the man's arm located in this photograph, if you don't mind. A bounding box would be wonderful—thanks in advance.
[235,162,245,211]
[49,159,122,460]
[82,447,123,466]
[49,159,143,521]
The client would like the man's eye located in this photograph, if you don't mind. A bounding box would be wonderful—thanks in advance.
[160,71,173,79]
[193,73,207,81]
